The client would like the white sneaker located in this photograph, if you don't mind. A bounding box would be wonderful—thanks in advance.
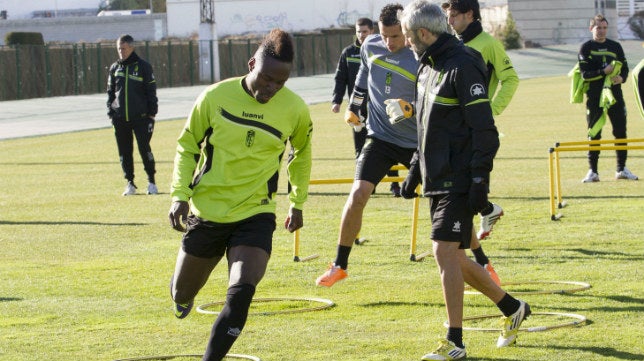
[582,170,600,183]
[497,300,531,347]
[477,203,503,240]
[421,339,466,360]
[122,182,137,196]
[615,167,638,180]
[147,183,158,195]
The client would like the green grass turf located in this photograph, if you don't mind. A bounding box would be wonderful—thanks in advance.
[1,75,643,361]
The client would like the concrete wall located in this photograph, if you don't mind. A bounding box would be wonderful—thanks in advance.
[509,0,618,46]
[0,14,167,45]
[167,0,507,39]
[167,0,382,38]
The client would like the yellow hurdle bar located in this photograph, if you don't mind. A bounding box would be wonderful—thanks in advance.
[303,166,426,261]
[548,138,644,220]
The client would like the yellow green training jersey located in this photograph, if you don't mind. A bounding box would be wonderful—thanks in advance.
[171,76,313,223]
[462,22,519,116]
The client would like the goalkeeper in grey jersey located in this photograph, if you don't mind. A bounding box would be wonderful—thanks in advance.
[316,3,419,287]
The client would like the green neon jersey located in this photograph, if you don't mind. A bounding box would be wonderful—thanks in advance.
[462,22,519,116]
[171,77,313,223]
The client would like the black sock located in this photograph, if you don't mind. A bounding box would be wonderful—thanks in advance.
[496,293,521,317]
[446,327,464,348]
[334,245,352,269]
[202,283,256,361]
[471,246,489,266]
[480,201,494,216]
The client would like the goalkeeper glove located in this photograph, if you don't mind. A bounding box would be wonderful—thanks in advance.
[345,87,367,127]
[384,99,414,124]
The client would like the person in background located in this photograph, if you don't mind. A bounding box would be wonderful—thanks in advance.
[168,29,313,361]
[331,17,374,157]
[399,2,531,359]
[631,55,644,119]
[107,34,159,196]
[578,14,637,183]
[441,0,520,285]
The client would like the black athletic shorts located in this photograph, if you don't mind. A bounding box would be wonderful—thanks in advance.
[355,137,415,185]
[429,193,474,249]
[181,213,276,258]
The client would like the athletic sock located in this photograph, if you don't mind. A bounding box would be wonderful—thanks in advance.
[334,245,352,269]
[202,283,256,361]
[471,246,489,266]
[446,327,464,348]
[496,293,521,317]
[480,201,494,216]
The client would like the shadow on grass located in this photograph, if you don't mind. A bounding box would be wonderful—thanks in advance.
[498,248,644,262]
[0,297,22,302]
[494,194,644,202]
[0,220,147,226]
[0,160,174,166]
[522,344,644,360]
[458,354,524,361]
[551,294,644,313]
[359,300,442,308]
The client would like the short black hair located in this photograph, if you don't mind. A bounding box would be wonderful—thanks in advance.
[258,28,294,63]
[356,17,374,29]
[441,0,481,21]
[380,3,404,26]
[118,34,134,45]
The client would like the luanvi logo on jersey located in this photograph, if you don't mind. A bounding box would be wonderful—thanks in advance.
[246,130,255,147]
[242,111,264,120]
[452,221,461,233]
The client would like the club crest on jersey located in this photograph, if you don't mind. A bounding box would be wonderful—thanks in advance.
[246,129,255,147]
[470,83,485,97]
[385,72,392,94]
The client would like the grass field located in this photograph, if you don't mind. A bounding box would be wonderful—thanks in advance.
[1,75,643,361]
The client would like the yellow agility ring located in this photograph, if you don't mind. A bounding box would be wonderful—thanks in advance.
[443,312,587,332]
[464,280,591,295]
[113,353,260,361]
[197,297,335,316]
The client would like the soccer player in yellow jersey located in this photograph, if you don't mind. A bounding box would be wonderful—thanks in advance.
[168,29,313,361]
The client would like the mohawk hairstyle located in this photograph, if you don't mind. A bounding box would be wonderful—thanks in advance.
[380,3,404,26]
[259,29,294,63]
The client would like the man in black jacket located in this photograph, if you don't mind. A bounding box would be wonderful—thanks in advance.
[399,2,531,359]
[331,17,374,157]
[107,34,159,196]
[578,14,637,183]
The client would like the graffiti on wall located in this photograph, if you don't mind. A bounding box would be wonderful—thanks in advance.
[336,10,371,27]
[230,12,293,33]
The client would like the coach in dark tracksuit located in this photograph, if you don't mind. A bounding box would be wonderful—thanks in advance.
[331,18,374,158]
[107,34,159,196]
[399,3,530,355]
[578,14,637,182]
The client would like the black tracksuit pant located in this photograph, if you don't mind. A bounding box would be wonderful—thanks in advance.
[585,91,628,173]
[113,117,156,184]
